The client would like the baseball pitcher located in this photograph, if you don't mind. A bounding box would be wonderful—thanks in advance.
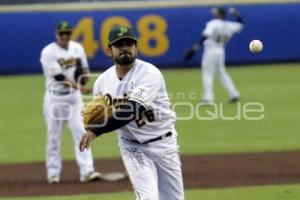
[80,26,185,200]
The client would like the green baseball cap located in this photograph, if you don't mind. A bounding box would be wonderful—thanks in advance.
[108,26,137,46]
[56,21,73,32]
[211,7,226,18]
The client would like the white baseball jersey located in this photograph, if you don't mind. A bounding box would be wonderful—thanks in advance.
[203,18,243,49]
[40,41,89,93]
[93,59,176,143]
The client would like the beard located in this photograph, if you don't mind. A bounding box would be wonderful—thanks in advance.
[115,53,136,66]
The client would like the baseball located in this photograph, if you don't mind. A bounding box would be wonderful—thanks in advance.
[249,40,263,53]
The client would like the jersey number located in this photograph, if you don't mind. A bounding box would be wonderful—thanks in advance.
[135,110,155,128]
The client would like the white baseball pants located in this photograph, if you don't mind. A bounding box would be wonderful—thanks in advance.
[43,91,95,179]
[201,47,240,102]
[119,133,185,200]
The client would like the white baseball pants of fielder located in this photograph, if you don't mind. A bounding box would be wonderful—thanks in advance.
[43,91,95,179]
[119,133,184,200]
[201,47,240,102]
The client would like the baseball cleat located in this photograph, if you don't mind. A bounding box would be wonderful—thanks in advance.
[200,99,214,105]
[80,171,101,182]
[230,97,239,103]
[47,176,60,184]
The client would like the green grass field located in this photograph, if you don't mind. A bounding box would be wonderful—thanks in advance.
[2,185,300,200]
[0,63,300,199]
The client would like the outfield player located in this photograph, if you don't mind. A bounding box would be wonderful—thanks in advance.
[187,7,244,103]
[80,26,185,200]
[40,21,100,183]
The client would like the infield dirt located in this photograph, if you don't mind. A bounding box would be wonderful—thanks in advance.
[1,151,300,197]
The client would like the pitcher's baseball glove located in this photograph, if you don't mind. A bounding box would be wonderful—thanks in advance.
[82,94,113,127]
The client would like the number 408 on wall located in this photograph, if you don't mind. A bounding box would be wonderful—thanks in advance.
[71,15,169,58]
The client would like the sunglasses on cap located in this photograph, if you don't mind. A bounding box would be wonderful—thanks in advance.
[58,31,72,36]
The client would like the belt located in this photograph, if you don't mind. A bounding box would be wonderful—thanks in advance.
[49,90,71,95]
[127,132,172,144]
